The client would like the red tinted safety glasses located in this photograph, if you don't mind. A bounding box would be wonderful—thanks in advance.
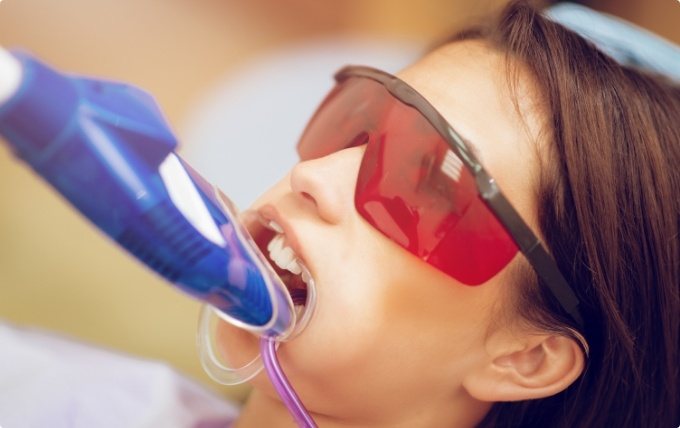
[297,66,584,330]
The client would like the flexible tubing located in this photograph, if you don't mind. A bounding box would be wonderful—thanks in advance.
[0,47,22,107]
[260,337,317,427]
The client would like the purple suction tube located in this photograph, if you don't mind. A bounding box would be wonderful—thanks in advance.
[260,337,318,428]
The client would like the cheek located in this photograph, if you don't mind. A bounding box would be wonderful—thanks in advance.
[271,242,498,410]
[255,224,394,380]
[276,229,476,378]
[280,245,389,373]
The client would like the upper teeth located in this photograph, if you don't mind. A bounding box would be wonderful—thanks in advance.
[267,233,302,275]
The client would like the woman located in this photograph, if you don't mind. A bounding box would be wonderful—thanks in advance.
[215,1,680,426]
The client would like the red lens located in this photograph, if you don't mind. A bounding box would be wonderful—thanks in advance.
[298,78,390,161]
[298,77,519,285]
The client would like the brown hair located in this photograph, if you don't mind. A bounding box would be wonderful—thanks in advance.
[451,2,680,427]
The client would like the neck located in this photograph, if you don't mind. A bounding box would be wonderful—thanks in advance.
[234,388,491,428]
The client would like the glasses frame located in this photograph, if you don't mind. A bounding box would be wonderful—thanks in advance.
[335,65,585,330]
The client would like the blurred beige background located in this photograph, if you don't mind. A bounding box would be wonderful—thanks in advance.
[0,0,677,404]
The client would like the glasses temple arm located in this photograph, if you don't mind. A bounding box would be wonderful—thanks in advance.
[475,172,585,329]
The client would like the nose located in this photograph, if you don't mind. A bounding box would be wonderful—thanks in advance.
[289,145,366,224]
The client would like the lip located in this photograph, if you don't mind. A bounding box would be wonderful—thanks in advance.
[257,203,309,274]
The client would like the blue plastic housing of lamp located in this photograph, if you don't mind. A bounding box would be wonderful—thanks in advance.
[0,51,295,338]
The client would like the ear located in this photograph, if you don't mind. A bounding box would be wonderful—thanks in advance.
[462,331,585,402]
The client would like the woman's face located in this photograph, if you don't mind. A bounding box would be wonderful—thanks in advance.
[217,40,545,424]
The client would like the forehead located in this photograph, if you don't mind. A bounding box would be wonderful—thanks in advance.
[396,40,545,227]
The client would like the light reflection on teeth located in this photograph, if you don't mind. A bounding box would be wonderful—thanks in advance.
[268,220,284,234]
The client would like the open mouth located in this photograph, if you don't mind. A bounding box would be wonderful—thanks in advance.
[243,212,311,309]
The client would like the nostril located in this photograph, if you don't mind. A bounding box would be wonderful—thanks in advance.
[349,131,370,148]
[300,191,315,204]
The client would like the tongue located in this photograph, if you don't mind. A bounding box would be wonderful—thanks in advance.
[289,287,307,306]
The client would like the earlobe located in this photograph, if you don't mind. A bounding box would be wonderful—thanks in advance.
[463,333,585,402]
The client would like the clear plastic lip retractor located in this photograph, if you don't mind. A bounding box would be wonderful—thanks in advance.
[197,199,318,385]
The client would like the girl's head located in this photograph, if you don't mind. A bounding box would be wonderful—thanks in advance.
[218,2,680,426]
